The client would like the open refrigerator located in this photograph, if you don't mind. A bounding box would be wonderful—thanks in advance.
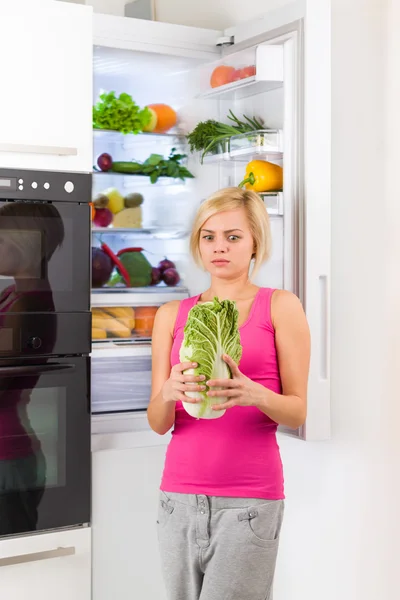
[90,4,331,442]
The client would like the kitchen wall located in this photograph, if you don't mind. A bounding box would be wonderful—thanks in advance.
[62,0,400,597]
[61,0,293,28]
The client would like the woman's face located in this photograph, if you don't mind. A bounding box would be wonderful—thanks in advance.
[199,207,255,279]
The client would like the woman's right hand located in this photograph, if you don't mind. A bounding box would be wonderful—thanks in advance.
[161,362,206,404]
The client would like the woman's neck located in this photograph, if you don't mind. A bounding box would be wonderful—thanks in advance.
[201,275,259,302]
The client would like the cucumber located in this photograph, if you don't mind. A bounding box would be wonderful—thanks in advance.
[110,161,143,174]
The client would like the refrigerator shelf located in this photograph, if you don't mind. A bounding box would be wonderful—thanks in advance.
[260,192,284,216]
[92,172,190,187]
[196,45,283,101]
[91,286,190,307]
[93,128,187,147]
[91,226,189,239]
[202,129,283,163]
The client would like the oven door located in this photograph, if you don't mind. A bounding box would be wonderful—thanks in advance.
[0,200,90,313]
[0,356,90,537]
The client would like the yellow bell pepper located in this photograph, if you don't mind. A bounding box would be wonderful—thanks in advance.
[239,159,283,193]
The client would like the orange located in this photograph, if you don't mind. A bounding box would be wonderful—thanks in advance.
[210,66,235,88]
[147,104,177,133]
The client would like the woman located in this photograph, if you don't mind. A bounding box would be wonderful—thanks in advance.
[148,187,310,600]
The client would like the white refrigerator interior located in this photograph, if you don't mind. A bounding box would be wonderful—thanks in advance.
[91,10,330,438]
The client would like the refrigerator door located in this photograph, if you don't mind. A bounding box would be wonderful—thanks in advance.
[221,8,331,442]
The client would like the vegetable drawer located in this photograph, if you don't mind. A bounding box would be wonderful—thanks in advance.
[91,344,151,413]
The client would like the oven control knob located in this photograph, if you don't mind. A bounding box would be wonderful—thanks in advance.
[28,336,42,350]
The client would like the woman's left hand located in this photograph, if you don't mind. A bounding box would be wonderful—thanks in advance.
[207,354,266,412]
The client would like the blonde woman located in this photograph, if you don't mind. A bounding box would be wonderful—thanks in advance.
[148,187,310,600]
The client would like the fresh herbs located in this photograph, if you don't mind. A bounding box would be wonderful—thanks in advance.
[93,91,152,134]
[187,110,264,163]
[110,149,194,184]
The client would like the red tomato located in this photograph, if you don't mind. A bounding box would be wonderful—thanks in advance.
[240,65,256,79]
[210,66,236,88]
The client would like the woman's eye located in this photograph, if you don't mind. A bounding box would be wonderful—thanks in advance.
[228,235,240,241]
[202,235,213,241]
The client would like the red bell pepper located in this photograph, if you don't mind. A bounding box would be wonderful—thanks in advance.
[101,243,131,287]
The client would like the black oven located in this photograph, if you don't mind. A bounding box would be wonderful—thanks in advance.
[0,355,90,536]
[0,168,91,314]
[0,168,91,538]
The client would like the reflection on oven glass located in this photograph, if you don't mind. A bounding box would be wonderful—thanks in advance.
[0,386,66,536]
[0,202,65,311]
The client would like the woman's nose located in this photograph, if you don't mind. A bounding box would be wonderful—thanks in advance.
[213,238,228,253]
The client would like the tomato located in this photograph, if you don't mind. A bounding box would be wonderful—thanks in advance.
[230,69,243,82]
[210,66,236,88]
[239,65,256,79]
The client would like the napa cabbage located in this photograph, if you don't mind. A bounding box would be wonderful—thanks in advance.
[179,297,242,419]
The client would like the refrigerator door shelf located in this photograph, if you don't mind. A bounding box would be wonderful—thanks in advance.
[196,45,283,100]
[92,172,190,188]
[203,129,283,163]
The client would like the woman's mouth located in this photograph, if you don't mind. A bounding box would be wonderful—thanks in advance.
[212,259,230,266]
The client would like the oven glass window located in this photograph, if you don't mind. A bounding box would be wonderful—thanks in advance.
[0,201,88,313]
[0,385,66,536]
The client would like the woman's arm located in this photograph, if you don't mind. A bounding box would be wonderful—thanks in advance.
[147,301,180,435]
[257,290,311,429]
[207,290,310,430]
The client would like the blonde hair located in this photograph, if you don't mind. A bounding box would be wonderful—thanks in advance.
[190,187,272,277]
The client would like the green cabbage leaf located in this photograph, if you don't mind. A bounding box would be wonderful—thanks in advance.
[179,297,242,419]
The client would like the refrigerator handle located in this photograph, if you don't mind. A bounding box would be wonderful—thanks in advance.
[0,142,78,157]
[319,275,329,379]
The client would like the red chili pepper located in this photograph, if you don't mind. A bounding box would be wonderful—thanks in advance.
[101,243,131,287]
[116,247,144,256]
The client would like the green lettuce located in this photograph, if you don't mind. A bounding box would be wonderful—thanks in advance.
[179,297,242,419]
[92,91,151,134]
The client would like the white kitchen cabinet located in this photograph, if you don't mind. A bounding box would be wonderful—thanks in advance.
[0,526,91,600]
[92,442,168,600]
[0,1,93,172]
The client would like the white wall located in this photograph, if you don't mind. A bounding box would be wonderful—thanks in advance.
[63,0,400,597]
[60,0,293,28]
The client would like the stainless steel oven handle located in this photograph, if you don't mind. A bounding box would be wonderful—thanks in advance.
[0,546,75,567]
[0,364,75,376]
[0,142,78,156]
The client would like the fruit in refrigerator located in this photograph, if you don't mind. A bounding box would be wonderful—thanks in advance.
[124,192,144,208]
[142,107,158,132]
[102,188,125,214]
[103,306,135,330]
[112,207,142,229]
[150,267,162,286]
[92,327,107,340]
[147,104,177,133]
[97,153,113,172]
[93,207,113,228]
[162,268,180,287]
[158,258,176,273]
[93,193,109,209]
[210,65,235,88]
[239,160,283,193]
[109,249,152,288]
[134,306,158,337]
[240,65,256,79]
[91,247,114,288]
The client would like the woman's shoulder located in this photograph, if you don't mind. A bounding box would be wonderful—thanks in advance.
[270,289,306,327]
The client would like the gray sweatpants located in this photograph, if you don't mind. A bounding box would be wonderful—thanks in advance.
[157,491,284,600]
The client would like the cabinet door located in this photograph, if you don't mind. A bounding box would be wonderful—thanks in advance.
[0,1,93,172]
[92,445,168,600]
[0,527,91,600]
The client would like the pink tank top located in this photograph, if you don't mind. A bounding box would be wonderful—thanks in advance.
[160,287,285,500]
